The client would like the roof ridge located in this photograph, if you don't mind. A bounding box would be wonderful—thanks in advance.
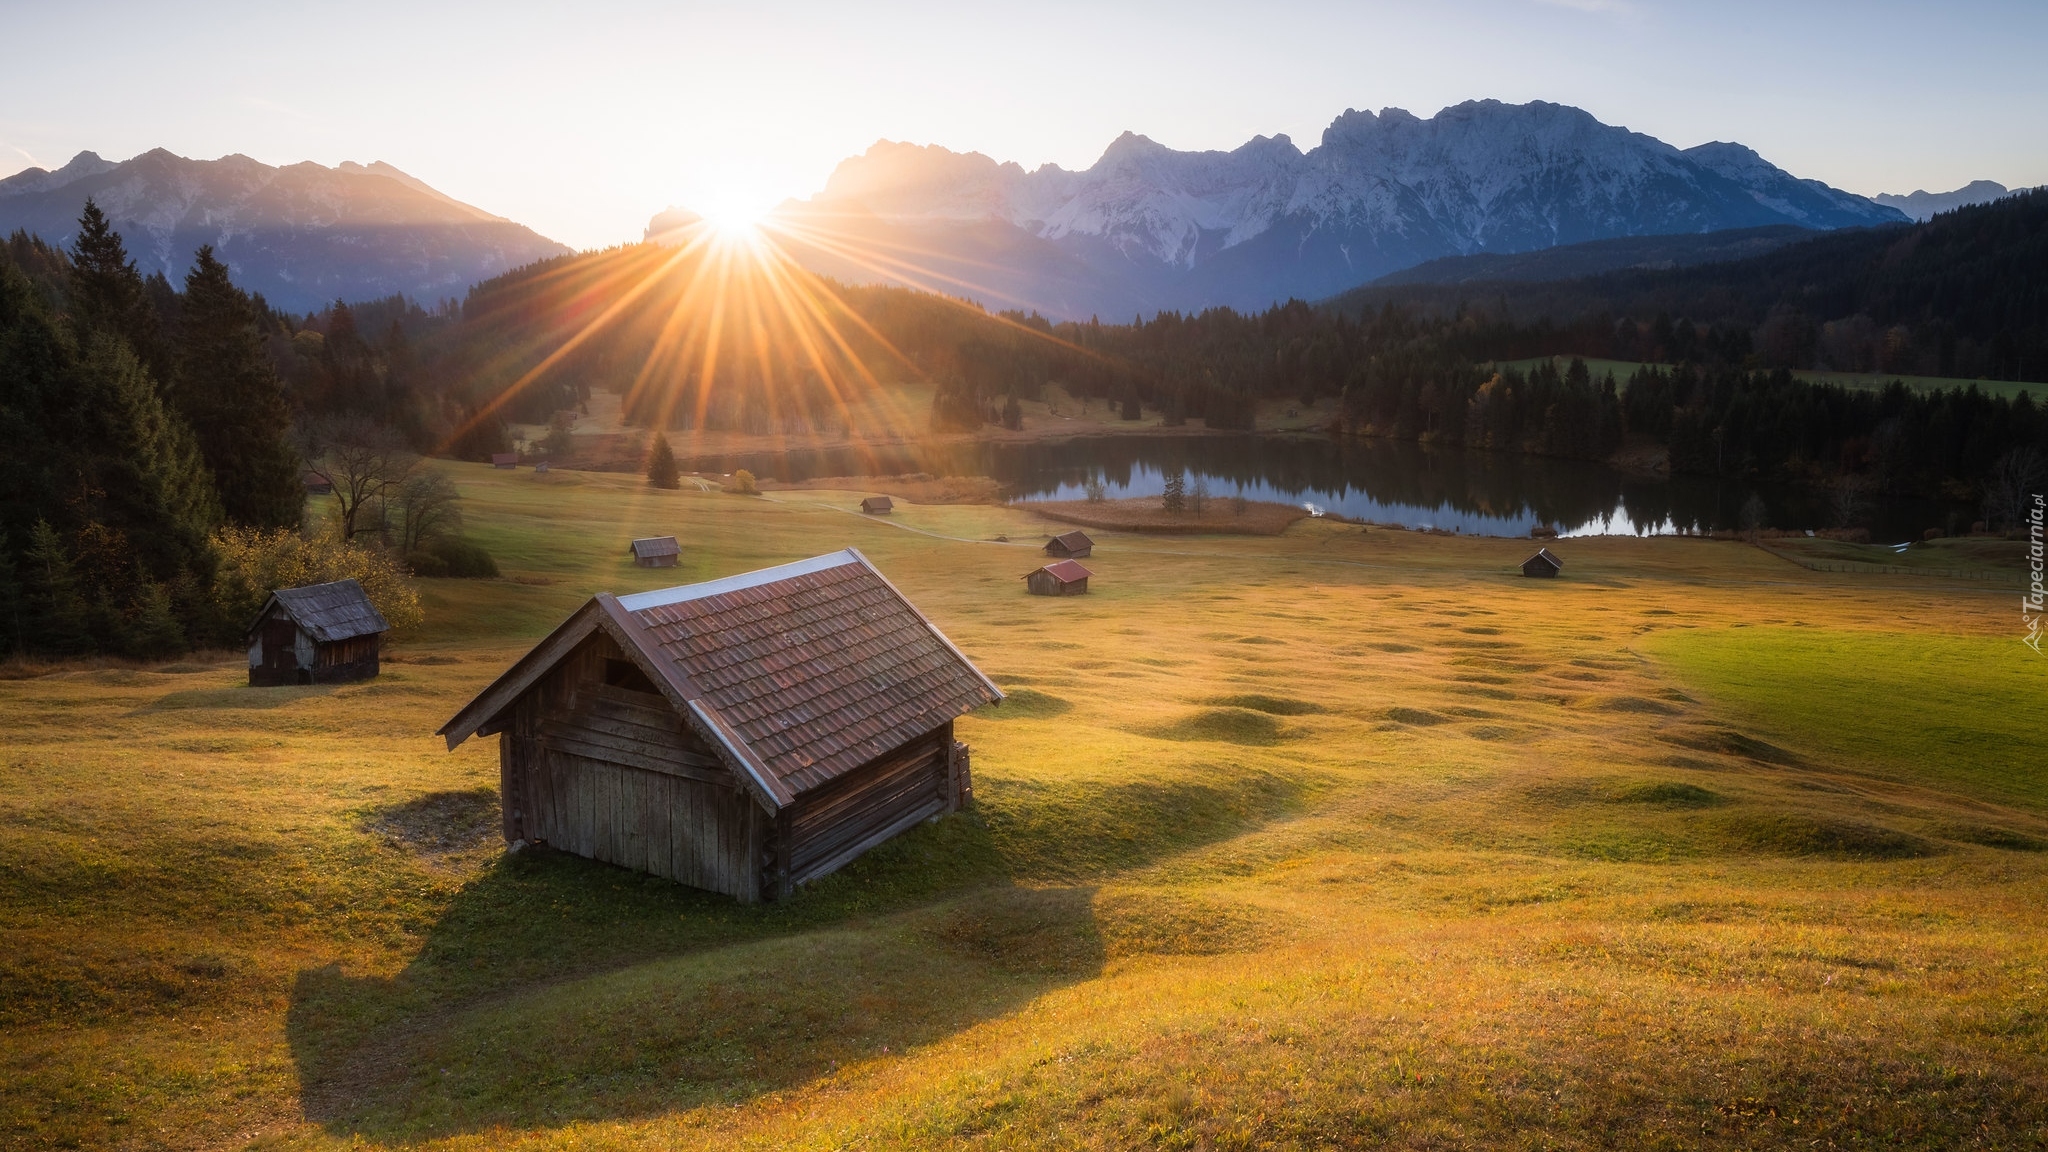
[618,550,858,610]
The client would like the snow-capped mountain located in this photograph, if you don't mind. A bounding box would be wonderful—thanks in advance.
[753,100,1908,320]
[0,149,570,312]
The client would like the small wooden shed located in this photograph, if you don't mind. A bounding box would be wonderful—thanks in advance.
[1025,559,1092,596]
[1045,530,1094,559]
[247,578,389,686]
[302,469,333,496]
[492,452,519,470]
[861,496,893,515]
[438,549,1003,902]
[1522,548,1563,578]
[630,536,681,567]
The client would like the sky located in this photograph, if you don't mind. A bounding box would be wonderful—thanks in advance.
[2,0,2045,251]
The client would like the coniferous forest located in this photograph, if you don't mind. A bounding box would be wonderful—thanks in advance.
[3,191,2045,658]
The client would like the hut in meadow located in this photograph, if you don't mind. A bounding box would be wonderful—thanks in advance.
[1522,548,1563,578]
[861,496,894,515]
[1044,530,1094,559]
[492,452,519,470]
[1025,559,1092,596]
[247,578,389,686]
[630,536,681,568]
[438,549,1003,902]
[302,469,333,496]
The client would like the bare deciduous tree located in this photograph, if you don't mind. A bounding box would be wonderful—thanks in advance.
[1981,447,2044,532]
[394,468,463,555]
[303,416,417,543]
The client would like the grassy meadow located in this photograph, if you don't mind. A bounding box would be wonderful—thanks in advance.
[4,462,2046,1151]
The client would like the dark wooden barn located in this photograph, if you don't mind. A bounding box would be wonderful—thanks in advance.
[492,452,519,469]
[1522,547,1563,578]
[630,536,681,567]
[1044,530,1094,559]
[861,496,893,514]
[1025,559,1092,596]
[438,549,1003,902]
[302,469,333,496]
[247,578,389,686]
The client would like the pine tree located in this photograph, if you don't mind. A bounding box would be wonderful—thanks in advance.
[22,520,89,654]
[175,246,303,528]
[0,535,19,654]
[67,200,167,381]
[1162,470,1186,515]
[646,434,681,489]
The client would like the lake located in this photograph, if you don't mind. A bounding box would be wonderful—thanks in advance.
[677,433,1965,542]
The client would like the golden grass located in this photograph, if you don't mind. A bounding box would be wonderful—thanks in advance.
[3,462,2044,1151]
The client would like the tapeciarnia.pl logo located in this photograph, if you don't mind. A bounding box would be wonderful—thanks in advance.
[2026,493,2045,654]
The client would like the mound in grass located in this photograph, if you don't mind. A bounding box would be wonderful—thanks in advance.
[1147,707,1288,745]
[1657,726,1804,766]
[981,769,1305,881]
[1612,781,1725,808]
[362,788,501,857]
[1930,823,2047,852]
[930,886,1104,974]
[1203,693,1324,716]
[1713,813,1937,860]
[1094,890,1278,958]
[1382,706,1451,726]
[1593,695,1684,715]
[985,687,1073,719]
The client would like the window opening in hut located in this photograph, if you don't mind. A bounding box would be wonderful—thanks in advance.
[603,658,660,695]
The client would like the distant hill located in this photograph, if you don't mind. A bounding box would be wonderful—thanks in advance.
[1326,190,2048,383]
[740,99,1906,321]
[0,149,570,312]
[1872,180,2011,222]
[1365,226,1814,288]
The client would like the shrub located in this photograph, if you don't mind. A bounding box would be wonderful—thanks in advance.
[211,526,423,633]
[424,537,499,578]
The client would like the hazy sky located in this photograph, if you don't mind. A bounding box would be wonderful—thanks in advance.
[3,0,2044,250]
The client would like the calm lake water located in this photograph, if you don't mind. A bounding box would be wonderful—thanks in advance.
[679,434,1962,541]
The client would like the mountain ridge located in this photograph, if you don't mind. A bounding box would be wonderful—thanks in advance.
[0,149,570,312]
[731,100,1907,321]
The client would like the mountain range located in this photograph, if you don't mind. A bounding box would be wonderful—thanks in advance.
[0,149,570,313]
[715,100,1909,321]
[1872,180,2014,222]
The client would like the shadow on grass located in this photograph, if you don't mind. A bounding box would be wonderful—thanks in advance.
[286,765,1301,1143]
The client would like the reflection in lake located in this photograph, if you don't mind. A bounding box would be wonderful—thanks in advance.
[677,434,1959,541]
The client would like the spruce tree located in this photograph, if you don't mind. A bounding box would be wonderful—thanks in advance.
[22,520,89,654]
[175,246,303,528]
[67,200,167,381]
[646,434,681,489]
[1162,470,1186,515]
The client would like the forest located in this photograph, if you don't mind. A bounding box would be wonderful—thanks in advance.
[3,192,2044,659]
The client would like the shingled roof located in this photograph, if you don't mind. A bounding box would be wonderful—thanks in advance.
[630,536,680,559]
[254,579,389,642]
[438,549,1003,808]
[1031,559,1093,584]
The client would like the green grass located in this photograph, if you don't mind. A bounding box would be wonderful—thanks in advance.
[1640,627,2048,810]
[3,464,2047,1151]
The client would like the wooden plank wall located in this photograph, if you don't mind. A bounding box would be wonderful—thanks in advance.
[499,633,766,901]
[785,723,950,886]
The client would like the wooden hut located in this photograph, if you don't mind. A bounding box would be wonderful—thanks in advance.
[861,495,894,515]
[247,578,389,686]
[302,469,333,496]
[1522,548,1563,578]
[437,549,1003,902]
[630,536,681,567]
[1025,559,1092,596]
[1044,530,1094,559]
[492,452,519,470]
